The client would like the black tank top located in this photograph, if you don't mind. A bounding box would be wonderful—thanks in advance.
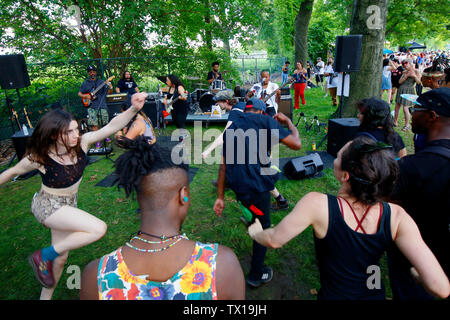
[314,194,393,300]
[40,150,88,188]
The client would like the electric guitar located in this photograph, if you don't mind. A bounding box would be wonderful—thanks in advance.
[164,92,188,113]
[261,77,294,105]
[82,76,115,108]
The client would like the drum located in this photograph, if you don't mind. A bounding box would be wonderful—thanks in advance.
[192,89,209,104]
[199,92,215,112]
[211,79,226,91]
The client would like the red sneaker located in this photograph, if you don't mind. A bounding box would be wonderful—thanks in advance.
[28,249,55,288]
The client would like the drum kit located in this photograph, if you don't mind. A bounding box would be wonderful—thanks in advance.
[186,71,232,113]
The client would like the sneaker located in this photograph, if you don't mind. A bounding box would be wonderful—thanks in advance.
[271,196,289,211]
[246,267,273,288]
[28,249,55,288]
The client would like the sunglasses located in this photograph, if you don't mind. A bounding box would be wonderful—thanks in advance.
[409,107,428,113]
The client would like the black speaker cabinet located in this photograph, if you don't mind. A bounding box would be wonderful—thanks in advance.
[334,35,363,73]
[106,101,126,119]
[0,54,31,90]
[143,100,162,129]
[327,118,360,157]
[12,128,34,160]
[278,95,292,120]
[283,153,324,180]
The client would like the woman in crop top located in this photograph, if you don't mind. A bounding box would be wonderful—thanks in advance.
[80,136,245,300]
[248,136,449,300]
[0,92,148,299]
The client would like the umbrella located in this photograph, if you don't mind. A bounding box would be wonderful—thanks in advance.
[383,48,393,54]
[407,41,426,50]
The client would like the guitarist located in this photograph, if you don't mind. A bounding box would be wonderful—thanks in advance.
[78,65,112,148]
[163,75,189,140]
[247,71,281,117]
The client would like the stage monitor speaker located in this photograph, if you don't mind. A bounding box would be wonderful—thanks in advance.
[0,54,31,90]
[334,35,362,73]
[11,128,34,160]
[283,153,324,180]
[278,96,292,120]
[327,118,360,157]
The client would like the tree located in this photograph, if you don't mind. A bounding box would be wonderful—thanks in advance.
[294,0,314,65]
[339,0,389,117]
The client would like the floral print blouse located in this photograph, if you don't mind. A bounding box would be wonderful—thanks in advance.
[97,242,218,300]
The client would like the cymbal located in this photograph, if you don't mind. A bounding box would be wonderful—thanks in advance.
[186,76,200,80]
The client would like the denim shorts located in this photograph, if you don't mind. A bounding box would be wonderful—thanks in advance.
[31,189,78,226]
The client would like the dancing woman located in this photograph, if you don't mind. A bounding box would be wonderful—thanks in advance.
[0,92,148,299]
[248,136,449,300]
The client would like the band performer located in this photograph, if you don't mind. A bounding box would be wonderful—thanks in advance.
[207,61,223,85]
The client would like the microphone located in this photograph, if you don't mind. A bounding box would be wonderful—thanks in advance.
[261,77,266,85]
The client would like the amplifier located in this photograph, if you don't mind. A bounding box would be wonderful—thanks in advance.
[106,93,127,103]
[278,95,292,120]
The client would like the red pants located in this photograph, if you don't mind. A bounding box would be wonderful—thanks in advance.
[294,82,306,109]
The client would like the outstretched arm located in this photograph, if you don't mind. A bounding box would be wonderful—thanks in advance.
[202,121,233,159]
[0,156,40,186]
[80,92,147,149]
[393,205,450,299]
[249,192,326,248]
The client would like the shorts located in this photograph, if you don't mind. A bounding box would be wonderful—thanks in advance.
[315,74,324,83]
[31,189,78,226]
[381,76,392,90]
[87,108,109,127]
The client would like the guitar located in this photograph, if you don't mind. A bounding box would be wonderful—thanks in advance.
[82,76,115,107]
[164,92,188,113]
[261,77,294,105]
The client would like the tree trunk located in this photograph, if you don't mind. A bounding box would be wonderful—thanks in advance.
[294,0,314,65]
[339,0,389,117]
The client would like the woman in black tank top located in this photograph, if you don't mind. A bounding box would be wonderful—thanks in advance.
[0,92,149,299]
[248,136,449,300]
[164,75,189,140]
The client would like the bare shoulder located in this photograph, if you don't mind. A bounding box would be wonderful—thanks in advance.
[215,244,245,300]
[80,258,101,300]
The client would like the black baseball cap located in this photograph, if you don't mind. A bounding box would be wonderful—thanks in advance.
[416,87,450,117]
[86,65,97,72]
[245,98,266,112]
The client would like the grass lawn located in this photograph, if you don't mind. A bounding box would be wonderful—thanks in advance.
[0,86,415,300]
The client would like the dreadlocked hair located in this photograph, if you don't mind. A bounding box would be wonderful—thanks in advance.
[114,135,188,198]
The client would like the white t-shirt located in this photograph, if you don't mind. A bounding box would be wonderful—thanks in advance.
[250,81,279,112]
[324,65,337,88]
[316,61,325,75]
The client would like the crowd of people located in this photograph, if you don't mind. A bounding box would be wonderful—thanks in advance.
[0,50,449,301]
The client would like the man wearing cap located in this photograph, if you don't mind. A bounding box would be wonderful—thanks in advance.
[213,98,301,287]
[387,87,450,300]
[204,90,290,211]
[78,65,112,148]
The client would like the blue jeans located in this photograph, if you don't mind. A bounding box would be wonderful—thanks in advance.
[282,73,288,85]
